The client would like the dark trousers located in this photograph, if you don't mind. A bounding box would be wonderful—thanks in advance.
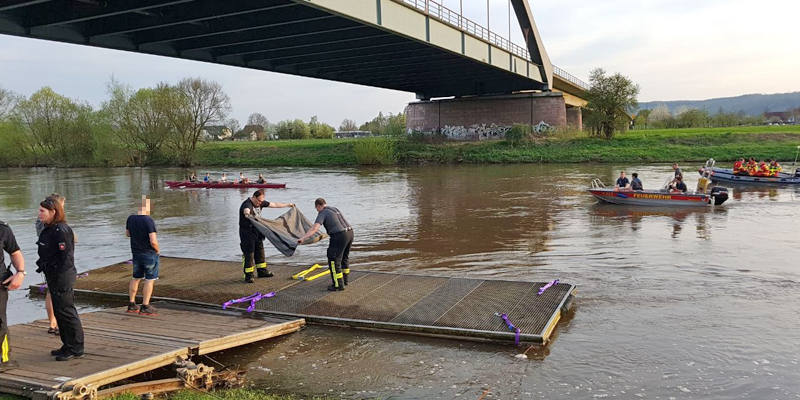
[327,230,354,288]
[45,268,84,355]
[0,266,9,363]
[240,232,267,275]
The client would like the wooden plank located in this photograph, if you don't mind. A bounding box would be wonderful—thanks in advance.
[197,319,305,355]
[61,349,189,390]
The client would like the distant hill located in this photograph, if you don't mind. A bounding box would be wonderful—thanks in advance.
[638,92,800,116]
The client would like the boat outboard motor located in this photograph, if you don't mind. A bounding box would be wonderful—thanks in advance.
[710,187,729,205]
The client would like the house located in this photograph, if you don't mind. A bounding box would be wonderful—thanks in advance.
[336,130,373,139]
[201,126,232,141]
[232,130,258,141]
[241,124,266,140]
[764,107,800,124]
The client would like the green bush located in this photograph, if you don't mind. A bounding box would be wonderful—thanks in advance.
[504,124,532,147]
[353,136,397,165]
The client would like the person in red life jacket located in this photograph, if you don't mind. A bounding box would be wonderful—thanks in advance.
[746,157,758,175]
[757,160,770,176]
[733,158,746,175]
[769,159,782,177]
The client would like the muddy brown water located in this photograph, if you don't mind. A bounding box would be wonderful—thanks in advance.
[1,164,799,399]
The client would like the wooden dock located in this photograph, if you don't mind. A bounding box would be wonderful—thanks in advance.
[35,256,576,345]
[2,303,304,400]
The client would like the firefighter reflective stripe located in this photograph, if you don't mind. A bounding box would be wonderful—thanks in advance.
[256,263,267,270]
[243,266,255,273]
[330,261,339,288]
[343,268,350,274]
[2,334,8,363]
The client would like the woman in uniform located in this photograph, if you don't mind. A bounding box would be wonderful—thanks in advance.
[37,198,84,361]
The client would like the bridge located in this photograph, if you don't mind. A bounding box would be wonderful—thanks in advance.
[0,0,588,139]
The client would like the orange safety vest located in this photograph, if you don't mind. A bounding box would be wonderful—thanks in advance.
[733,161,743,172]
[770,163,782,176]
[758,163,769,176]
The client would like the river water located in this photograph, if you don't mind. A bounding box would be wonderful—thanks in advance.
[1,164,799,400]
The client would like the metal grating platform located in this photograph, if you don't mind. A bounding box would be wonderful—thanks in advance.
[35,257,576,344]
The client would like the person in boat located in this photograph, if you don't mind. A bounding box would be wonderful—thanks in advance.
[203,173,211,183]
[256,174,267,184]
[757,160,770,177]
[670,163,683,186]
[189,172,198,183]
[733,158,746,175]
[614,171,630,191]
[220,173,228,183]
[769,159,782,177]
[746,157,757,175]
[670,175,688,193]
[239,190,294,283]
[238,172,249,184]
[297,198,354,292]
[630,173,644,191]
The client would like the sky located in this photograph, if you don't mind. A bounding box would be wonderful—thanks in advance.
[1,0,799,126]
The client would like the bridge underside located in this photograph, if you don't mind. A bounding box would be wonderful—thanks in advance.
[0,0,548,98]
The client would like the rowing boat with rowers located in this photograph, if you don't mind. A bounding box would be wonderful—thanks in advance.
[165,181,286,189]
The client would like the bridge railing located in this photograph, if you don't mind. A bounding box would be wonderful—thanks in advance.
[395,0,590,90]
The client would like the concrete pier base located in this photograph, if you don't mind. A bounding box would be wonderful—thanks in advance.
[406,92,573,141]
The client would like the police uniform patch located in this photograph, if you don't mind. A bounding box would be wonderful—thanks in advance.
[59,242,66,251]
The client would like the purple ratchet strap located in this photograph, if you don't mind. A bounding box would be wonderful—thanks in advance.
[222,291,276,312]
[537,279,559,296]
[39,272,90,293]
[496,313,521,345]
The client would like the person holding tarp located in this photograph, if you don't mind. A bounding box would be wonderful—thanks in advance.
[239,190,294,283]
[297,198,354,292]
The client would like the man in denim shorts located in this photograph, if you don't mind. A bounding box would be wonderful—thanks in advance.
[125,195,160,315]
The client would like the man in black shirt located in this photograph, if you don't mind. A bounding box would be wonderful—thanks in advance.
[0,221,26,371]
[671,176,688,193]
[297,198,354,291]
[239,190,294,283]
[615,171,630,190]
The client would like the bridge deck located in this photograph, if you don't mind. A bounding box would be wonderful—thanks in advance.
[39,257,576,344]
[1,303,303,399]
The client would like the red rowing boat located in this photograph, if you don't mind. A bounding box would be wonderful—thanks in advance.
[165,181,286,189]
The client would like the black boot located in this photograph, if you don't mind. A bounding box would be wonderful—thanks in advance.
[257,269,274,278]
[343,272,349,286]
[327,261,345,291]
[244,272,255,283]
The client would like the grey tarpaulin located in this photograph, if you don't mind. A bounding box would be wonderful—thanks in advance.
[249,206,327,256]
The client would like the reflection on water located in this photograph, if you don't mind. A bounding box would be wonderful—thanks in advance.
[2,164,800,400]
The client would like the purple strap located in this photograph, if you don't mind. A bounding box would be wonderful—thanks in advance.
[496,313,521,345]
[222,292,276,312]
[537,279,559,296]
[39,272,90,293]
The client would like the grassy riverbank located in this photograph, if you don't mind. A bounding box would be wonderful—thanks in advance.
[194,126,800,166]
[2,126,799,167]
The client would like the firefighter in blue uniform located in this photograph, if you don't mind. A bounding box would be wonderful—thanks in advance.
[297,198,354,291]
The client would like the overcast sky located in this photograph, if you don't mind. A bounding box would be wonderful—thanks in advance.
[1,0,799,126]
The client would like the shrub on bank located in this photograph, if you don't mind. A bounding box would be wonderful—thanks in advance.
[353,136,397,165]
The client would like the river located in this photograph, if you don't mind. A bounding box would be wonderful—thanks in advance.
[1,164,799,400]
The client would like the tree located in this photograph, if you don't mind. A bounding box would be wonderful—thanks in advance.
[12,87,96,165]
[274,119,309,139]
[247,112,269,129]
[677,108,708,128]
[584,68,640,139]
[164,77,231,166]
[634,109,651,129]
[358,111,407,136]
[103,79,173,165]
[648,104,672,128]
[0,85,19,121]
[226,118,241,136]
[308,116,335,139]
[339,118,358,132]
